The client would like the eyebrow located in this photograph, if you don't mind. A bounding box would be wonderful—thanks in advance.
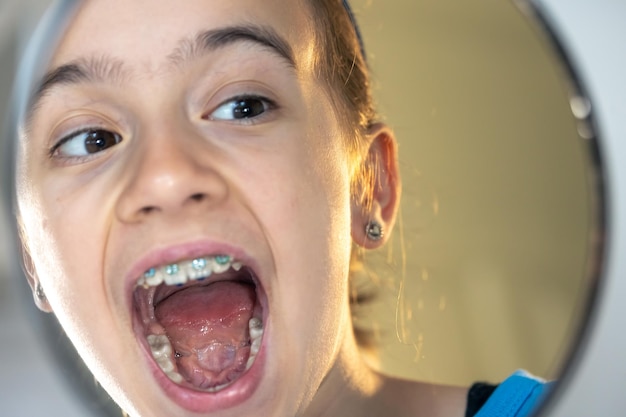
[26,24,296,126]
[170,24,295,69]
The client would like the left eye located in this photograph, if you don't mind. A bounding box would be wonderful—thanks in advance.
[54,129,123,157]
[209,96,273,121]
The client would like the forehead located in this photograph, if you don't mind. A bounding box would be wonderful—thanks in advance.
[49,0,316,74]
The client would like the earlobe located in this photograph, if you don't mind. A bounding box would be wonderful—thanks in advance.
[21,245,53,313]
[351,123,401,249]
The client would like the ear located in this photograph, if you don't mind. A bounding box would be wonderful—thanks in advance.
[21,245,53,313]
[351,123,401,249]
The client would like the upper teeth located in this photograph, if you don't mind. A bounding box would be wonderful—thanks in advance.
[137,255,243,288]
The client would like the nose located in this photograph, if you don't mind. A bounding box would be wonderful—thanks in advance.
[115,127,228,223]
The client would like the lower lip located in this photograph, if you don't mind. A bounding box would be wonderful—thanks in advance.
[138,323,268,413]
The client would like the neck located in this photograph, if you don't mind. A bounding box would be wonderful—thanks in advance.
[304,328,385,417]
[297,326,469,417]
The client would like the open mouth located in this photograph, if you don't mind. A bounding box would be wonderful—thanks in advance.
[133,254,265,393]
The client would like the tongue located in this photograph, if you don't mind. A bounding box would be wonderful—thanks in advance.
[154,281,256,388]
[155,281,256,330]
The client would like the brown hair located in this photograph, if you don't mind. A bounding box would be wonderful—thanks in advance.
[307,0,381,346]
[307,0,377,172]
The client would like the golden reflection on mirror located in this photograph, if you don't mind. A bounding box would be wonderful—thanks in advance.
[351,0,591,385]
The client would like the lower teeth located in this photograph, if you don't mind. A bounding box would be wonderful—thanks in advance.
[147,317,264,391]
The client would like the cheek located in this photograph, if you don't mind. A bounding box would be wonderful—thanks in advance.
[17,175,129,387]
[267,123,354,329]
[17,163,113,315]
[255,141,353,399]
[16,164,64,288]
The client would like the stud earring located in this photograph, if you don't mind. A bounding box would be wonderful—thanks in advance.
[365,220,383,241]
[36,283,46,301]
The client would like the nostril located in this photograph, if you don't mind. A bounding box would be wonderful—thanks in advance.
[139,205,160,215]
[189,193,206,203]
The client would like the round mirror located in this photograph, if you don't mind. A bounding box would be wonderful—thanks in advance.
[0,0,606,416]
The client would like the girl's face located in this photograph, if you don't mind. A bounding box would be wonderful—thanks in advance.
[16,0,373,415]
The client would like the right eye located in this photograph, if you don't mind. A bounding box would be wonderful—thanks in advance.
[53,129,123,157]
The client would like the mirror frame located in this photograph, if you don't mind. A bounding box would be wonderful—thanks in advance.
[521,0,626,416]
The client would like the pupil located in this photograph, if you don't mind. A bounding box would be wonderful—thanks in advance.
[85,130,119,153]
[233,99,264,119]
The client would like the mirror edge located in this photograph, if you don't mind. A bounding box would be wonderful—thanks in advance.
[514,0,624,416]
